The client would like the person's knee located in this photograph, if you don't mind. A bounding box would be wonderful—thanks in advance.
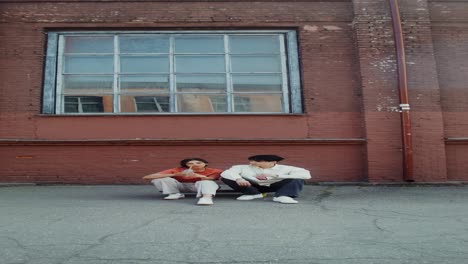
[151,178,160,184]
[221,178,239,187]
[221,178,232,184]
[291,179,305,185]
[151,177,175,184]
[276,179,304,192]
[281,179,304,185]
[196,180,218,186]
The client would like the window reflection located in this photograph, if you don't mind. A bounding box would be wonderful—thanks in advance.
[120,75,169,93]
[234,94,283,112]
[64,56,113,74]
[64,96,108,113]
[175,36,224,53]
[134,96,170,112]
[63,75,113,94]
[176,56,225,73]
[232,74,282,92]
[231,55,281,72]
[176,75,226,92]
[64,36,113,54]
[120,56,169,73]
[120,36,169,54]
[57,33,292,114]
[230,36,280,54]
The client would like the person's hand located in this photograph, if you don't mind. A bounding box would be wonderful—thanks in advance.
[183,174,207,180]
[256,174,277,180]
[255,174,269,180]
[142,175,154,180]
[236,179,251,187]
[194,175,210,180]
[174,170,195,177]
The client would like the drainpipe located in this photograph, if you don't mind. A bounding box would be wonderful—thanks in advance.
[388,0,414,181]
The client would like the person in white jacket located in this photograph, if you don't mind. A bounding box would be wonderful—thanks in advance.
[221,155,311,204]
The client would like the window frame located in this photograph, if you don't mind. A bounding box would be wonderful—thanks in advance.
[43,30,302,115]
[64,96,104,113]
[134,96,170,113]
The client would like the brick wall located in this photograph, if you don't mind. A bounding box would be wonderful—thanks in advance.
[399,0,447,182]
[0,1,361,140]
[430,0,468,181]
[1,0,467,183]
[352,0,404,182]
[0,0,367,183]
[0,143,365,184]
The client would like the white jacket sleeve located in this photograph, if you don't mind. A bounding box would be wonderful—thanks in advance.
[220,165,244,181]
[277,166,311,180]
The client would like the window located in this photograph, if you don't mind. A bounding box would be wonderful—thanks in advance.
[134,96,170,112]
[43,31,301,114]
[64,96,104,113]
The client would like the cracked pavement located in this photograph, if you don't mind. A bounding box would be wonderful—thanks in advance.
[1,185,467,264]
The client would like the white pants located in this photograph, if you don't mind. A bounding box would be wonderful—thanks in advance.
[151,177,219,197]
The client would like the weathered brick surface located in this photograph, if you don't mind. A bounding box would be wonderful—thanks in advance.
[430,0,468,181]
[352,0,404,182]
[0,144,365,184]
[399,0,447,182]
[446,145,468,181]
[0,0,467,183]
[0,0,366,183]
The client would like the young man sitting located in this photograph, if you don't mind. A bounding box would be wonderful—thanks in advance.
[221,155,311,204]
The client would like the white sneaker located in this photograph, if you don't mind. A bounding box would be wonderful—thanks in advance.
[236,194,264,201]
[273,196,298,204]
[164,193,185,200]
[197,197,214,205]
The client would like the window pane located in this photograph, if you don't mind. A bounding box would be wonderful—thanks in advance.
[52,32,296,114]
[120,56,169,73]
[232,74,282,92]
[120,75,169,93]
[64,36,113,53]
[176,56,225,73]
[230,36,280,54]
[231,55,281,72]
[176,75,226,92]
[64,96,106,113]
[63,75,113,93]
[120,95,170,113]
[64,97,79,113]
[209,96,228,112]
[137,96,170,112]
[233,97,252,112]
[64,56,113,73]
[177,94,227,112]
[175,36,224,53]
[64,97,79,103]
[120,36,169,53]
[233,94,283,112]
[82,103,104,112]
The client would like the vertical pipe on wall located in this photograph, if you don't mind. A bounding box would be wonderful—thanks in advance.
[388,0,414,181]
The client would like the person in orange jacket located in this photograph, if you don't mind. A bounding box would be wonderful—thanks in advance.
[143,158,222,206]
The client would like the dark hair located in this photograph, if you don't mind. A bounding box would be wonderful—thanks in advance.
[180,158,209,168]
[248,155,284,162]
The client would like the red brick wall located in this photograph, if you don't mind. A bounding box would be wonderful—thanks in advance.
[0,144,365,184]
[352,0,405,182]
[399,0,447,182]
[0,1,367,183]
[1,0,467,183]
[430,1,468,181]
[0,1,362,139]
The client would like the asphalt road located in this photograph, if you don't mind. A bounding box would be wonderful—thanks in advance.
[1,184,467,264]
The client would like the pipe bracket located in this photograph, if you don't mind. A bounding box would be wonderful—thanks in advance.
[400,104,410,111]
